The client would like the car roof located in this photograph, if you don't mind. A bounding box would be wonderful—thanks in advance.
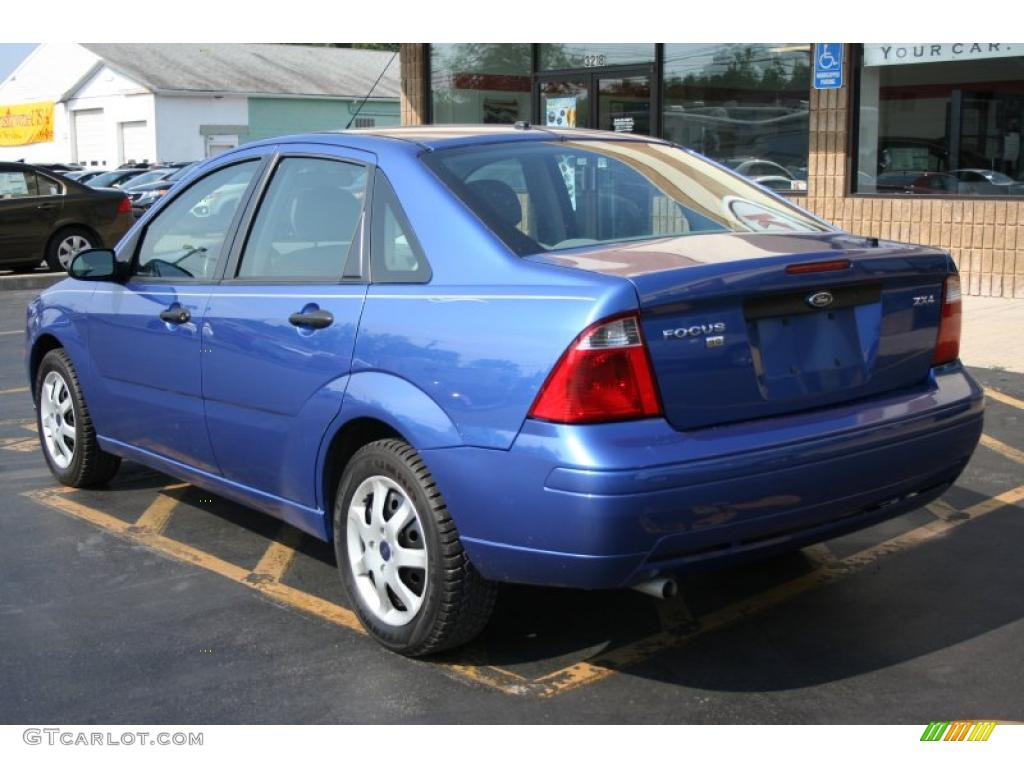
[241,124,672,155]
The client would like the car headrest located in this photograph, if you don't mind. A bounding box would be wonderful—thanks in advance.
[292,186,361,242]
[465,179,522,228]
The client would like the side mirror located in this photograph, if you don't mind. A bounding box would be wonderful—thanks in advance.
[68,249,120,281]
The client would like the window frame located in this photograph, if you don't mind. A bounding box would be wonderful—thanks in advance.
[850,44,1024,201]
[126,155,269,285]
[221,152,373,286]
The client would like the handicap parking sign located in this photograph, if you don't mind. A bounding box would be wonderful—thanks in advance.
[813,43,844,90]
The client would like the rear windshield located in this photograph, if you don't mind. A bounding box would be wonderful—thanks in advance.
[423,140,830,256]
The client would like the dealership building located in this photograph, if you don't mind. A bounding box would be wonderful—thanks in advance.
[397,43,1024,298]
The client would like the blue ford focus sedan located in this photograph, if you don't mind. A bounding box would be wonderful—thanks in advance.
[26,126,984,655]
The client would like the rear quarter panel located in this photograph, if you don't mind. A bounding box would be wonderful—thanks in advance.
[354,150,640,449]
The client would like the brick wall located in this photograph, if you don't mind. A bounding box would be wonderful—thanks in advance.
[399,44,428,127]
[804,44,1023,298]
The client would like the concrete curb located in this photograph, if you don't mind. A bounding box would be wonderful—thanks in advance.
[0,273,65,292]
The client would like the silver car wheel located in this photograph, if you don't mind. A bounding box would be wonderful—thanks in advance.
[39,371,76,470]
[346,475,429,627]
[57,234,92,270]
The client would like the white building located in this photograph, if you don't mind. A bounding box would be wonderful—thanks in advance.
[0,43,400,167]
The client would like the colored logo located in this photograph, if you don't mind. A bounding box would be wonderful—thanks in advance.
[920,721,996,741]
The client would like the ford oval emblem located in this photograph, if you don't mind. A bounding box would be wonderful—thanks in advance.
[806,291,834,309]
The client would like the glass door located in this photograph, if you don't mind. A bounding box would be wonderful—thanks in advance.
[596,73,652,135]
[538,78,590,129]
[536,66,655,135]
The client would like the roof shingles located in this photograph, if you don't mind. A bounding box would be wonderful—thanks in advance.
[80,43,399,99]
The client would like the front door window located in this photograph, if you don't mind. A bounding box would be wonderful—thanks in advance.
[134,161,258,281]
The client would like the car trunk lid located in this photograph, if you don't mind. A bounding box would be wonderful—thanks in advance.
[528,232,953,430]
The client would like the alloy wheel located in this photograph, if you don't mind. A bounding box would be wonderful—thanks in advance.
[346,475,429,626]
[57,234,92,270]
[40,371,76,469]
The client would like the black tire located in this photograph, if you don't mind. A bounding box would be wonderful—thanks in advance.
[35,348,120,487]
[333,439,496,656]
[44,226,97,272]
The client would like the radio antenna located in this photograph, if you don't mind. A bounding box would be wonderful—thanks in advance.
[345,50,398,130]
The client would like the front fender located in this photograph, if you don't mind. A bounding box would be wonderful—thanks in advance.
[26,283,96,403]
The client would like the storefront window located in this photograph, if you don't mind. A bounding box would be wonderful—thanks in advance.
[430,44,531,124]
[661,44,811,193]
[857,45,1024,196]
[537,44,655,71]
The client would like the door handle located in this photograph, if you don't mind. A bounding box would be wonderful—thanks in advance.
[288,309,334,329]
[159,307,191,324]
[36,203,58,210]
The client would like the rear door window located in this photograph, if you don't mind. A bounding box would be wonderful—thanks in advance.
[0,170,32,198]
[235,157,368,281]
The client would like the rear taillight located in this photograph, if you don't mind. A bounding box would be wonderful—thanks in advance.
[529,313,662,424]
[933,274,962,366]
[117,195,131,214]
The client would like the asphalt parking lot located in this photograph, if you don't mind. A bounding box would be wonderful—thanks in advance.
[1,286,1022,724]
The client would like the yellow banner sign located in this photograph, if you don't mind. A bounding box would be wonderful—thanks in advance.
[0,101,55,146]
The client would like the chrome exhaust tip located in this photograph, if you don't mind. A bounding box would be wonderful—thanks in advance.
[631,577,678,600]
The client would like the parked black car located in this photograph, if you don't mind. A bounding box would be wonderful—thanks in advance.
[63,169,107,184]
[84,168,149,190]
[0,162,133,272]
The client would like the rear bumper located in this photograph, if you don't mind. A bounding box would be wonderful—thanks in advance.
[422,364,984,589]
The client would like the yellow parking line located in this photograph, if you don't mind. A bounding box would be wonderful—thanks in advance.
[986,387,1024,411]
[979,433,1024,466]
[252,579,367,634]
[533,484,1024,698]
[802,542,838,567]
[957,485,1024,519]
[131,492,179,535]
[251,526,304,581]
[0,436,38,453]
[24,480,1024,699]
[23,488,251,582]
[441,662,533,693]
[23,486,530,695]
[0,386,29,396]
[926,497,961,522]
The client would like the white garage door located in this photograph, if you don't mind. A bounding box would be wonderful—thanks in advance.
[205,134,238,158]
[120,121,148,165]
[73,109,106,167]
